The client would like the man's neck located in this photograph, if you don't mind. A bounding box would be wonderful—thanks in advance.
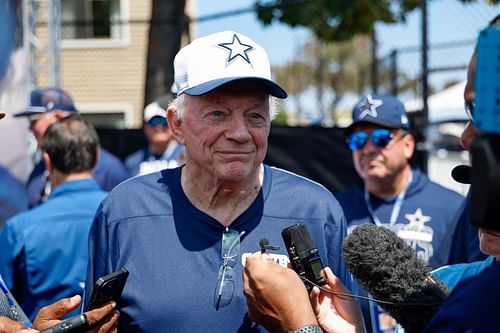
[49,171,94,188]
[366,166,412,198]
[180,165,264,227]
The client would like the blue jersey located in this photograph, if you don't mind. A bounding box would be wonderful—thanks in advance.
[337,168,464,333]
[432,256,495,290]
[124,143,185,176]
[84,165,348,333]
[0,179,107,320]
[423,261,500,333]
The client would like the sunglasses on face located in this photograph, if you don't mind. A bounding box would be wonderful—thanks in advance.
[347,128,401,151]
[147,116,167,127]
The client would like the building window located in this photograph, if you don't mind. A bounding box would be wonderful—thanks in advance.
[61,0,122,40]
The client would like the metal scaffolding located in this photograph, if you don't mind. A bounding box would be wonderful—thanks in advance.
[22,0,60,88]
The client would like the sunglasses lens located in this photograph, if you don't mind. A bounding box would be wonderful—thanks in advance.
[348,132,368,151]
[371,129,392,147]
[148,116,167,127]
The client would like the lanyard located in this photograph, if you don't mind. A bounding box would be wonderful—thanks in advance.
[364,170,413,227]
[0,276,31,328]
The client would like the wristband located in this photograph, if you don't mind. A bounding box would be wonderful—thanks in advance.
[288,324,323,333]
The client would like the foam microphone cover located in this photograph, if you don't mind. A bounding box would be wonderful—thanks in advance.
[342,224,449,333]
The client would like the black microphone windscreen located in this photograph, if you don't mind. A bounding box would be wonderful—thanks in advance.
[259,238,269,248]
[342,224,449,333]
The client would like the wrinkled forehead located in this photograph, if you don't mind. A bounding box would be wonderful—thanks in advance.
[185,81,270,108]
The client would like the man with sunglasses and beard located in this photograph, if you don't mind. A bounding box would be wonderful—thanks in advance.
[336,94,464,333]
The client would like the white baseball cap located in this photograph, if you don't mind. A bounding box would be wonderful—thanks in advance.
[144,101,166,122]
[174,31,287,99]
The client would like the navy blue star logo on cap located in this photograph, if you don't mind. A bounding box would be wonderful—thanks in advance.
[218,34,254,65]
[359,94,383,119]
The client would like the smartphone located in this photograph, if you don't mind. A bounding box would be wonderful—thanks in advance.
[39,314,90,333]
[85,268,129,311]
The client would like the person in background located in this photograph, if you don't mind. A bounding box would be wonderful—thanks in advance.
[13,87,129,208]
[443,16,499,266]
[0,111,27,229]
[0,115,108,320]
[335,94,464,333]
[124,100,184,176]
[83,30,349,332]
[428,9,500,301]
[0,113,118,333]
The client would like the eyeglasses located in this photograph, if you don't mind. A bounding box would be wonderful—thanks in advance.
[347,128,401,151]
[147,116,167,127]
[464,100,475,121]
[214,228,244,310]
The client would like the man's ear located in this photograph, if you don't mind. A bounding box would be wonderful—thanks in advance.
[42,152,53,173]
[403,133,416,160]
[167,106,185,144]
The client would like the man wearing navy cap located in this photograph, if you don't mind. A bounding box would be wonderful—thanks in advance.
[83,31,349,333]
[336,94,464,333]
[14,87,130,208]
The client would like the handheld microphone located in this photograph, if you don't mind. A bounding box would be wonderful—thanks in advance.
[342,224,449,333]
[282,224,327,291]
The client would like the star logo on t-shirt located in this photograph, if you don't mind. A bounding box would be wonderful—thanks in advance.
[404,208,431,228]
[218,34,254,65]
[359,95,383,119]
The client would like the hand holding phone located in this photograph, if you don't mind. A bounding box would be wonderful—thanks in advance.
[86,268,129,311]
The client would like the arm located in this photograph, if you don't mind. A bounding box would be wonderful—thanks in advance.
[310,267,366,333]
[243,252,318,333]
[32,295,119,333]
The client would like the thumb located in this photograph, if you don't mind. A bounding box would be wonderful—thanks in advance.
[37,295,82,321]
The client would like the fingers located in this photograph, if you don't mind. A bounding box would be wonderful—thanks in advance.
[35,295,81,322]
[88,309,120,333]
[310,286,321,313]
[0,316,33,332]
[85,302,117,326]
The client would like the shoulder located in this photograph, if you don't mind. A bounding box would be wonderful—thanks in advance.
[264,165,344,217]
[124,149,144,164]
[412,169,464,201]
[431,257,495,289]
[97,168,176,223]
[267,166,332,196]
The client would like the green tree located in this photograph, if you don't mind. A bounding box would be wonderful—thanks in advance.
[255,0,421,42]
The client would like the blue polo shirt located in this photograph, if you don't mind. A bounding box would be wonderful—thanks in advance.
[0,179,107,320]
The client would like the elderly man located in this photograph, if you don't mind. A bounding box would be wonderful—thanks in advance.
[336,94,464,333]
[83,31,349,332]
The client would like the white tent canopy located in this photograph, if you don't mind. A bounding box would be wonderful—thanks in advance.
[405,80,468,123]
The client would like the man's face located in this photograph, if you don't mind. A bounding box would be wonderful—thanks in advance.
[461,51,479,150]
[29,112,58,145]
[478,228,500,259]
[144,117,173,146]
[351,123,414,184]
[175,81,271,182]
